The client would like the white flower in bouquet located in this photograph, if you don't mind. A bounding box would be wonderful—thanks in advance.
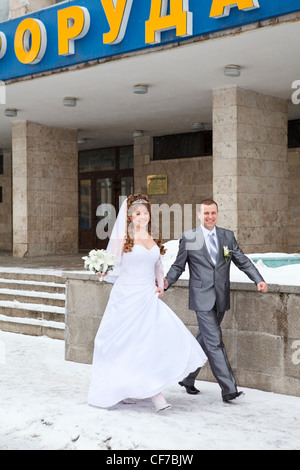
[82,249,117,281]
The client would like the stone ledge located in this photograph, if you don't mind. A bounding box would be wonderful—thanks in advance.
[64,273,300,397]
[63,271,300,295]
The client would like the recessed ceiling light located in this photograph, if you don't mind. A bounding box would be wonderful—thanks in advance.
[224,65,241,77]
[63,97,77,107]
[192,122,205,131]
[133,130,144,138]
[4,108,17,117]
[133,84,148,94]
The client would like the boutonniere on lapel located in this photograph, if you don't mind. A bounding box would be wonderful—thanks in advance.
[223,246,232,263]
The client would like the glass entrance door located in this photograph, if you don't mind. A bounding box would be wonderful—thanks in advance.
[79,146,134,250]
[95,177,113,248]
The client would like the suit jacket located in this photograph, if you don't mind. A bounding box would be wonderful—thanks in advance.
[165,226,265,312]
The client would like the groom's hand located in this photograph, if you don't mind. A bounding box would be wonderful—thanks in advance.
[257,282,268,293]
[163,278,168,290]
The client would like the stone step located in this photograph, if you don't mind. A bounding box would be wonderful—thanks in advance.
[0,278,65,294]
[0,313,65,340]
[0,301,65,322]
[0,270,66,340]
[0,269,64,284]
[0,289,65,307]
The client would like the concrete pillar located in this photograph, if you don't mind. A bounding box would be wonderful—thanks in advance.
[288,149,300,252]
[133,135,153,194]
[12,121,78,257]
[0,150,12,251]
[213,86,289,253]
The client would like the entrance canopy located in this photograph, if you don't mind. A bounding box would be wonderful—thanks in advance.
[0,1,300,150]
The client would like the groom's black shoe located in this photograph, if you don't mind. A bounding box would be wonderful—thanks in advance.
[179,382,200,395]
[222,391,245,403]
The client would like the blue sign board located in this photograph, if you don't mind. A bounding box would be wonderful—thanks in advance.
[0,0,299,81]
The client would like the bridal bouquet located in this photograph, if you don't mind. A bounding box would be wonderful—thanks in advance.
[82,249,117,281]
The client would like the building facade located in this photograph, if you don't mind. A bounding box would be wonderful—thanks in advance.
[0,0,300,256]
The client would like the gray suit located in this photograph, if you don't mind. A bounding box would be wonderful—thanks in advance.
[165,225,265,397]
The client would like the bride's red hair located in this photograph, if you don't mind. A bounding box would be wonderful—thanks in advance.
[123,193,166,255]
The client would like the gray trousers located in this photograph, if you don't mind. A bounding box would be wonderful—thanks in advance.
[183,306,237,397]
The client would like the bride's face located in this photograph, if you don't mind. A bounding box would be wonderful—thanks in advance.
[130,204,150,232]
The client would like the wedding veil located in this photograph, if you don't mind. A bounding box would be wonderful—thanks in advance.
[104,198,128,284]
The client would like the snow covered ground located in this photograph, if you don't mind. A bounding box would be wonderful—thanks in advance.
[1,330,300,451]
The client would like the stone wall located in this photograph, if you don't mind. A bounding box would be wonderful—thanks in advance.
[288,148,300,252]
[213,87,289,253]
[65,275,112,365]
[134,135,213,239]
[12,121,78,257]
[65,274,300,398]
[0,150,12,251]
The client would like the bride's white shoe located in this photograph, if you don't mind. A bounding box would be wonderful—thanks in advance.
[152,393,172,413]
[154,402,172,412]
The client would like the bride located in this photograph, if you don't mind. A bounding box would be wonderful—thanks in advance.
[87,193,207,412]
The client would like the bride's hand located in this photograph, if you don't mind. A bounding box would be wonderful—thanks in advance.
[156,287,163,298]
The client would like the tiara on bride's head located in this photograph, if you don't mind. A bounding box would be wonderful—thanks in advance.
[131,198,149,205]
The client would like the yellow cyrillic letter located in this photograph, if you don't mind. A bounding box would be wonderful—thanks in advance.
[58,6,90,56]
[14,18,47,65]
[146,0,193,45]
[0,32,7,59]
[101,0,133,45]
[210,0,260,19]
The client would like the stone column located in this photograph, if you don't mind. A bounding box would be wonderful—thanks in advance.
[133,135,153,194]
[0,150,12,251]
[288,149,300,252]
[213,87,289,253]
[12,121,78,257]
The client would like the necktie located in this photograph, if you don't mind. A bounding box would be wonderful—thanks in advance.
[208,233,218,265]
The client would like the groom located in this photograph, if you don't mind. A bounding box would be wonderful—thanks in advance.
[164,199,268,402]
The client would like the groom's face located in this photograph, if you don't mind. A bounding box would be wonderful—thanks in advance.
[198,204,218,231]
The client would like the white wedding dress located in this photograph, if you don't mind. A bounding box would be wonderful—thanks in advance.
[87,244,207,408]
